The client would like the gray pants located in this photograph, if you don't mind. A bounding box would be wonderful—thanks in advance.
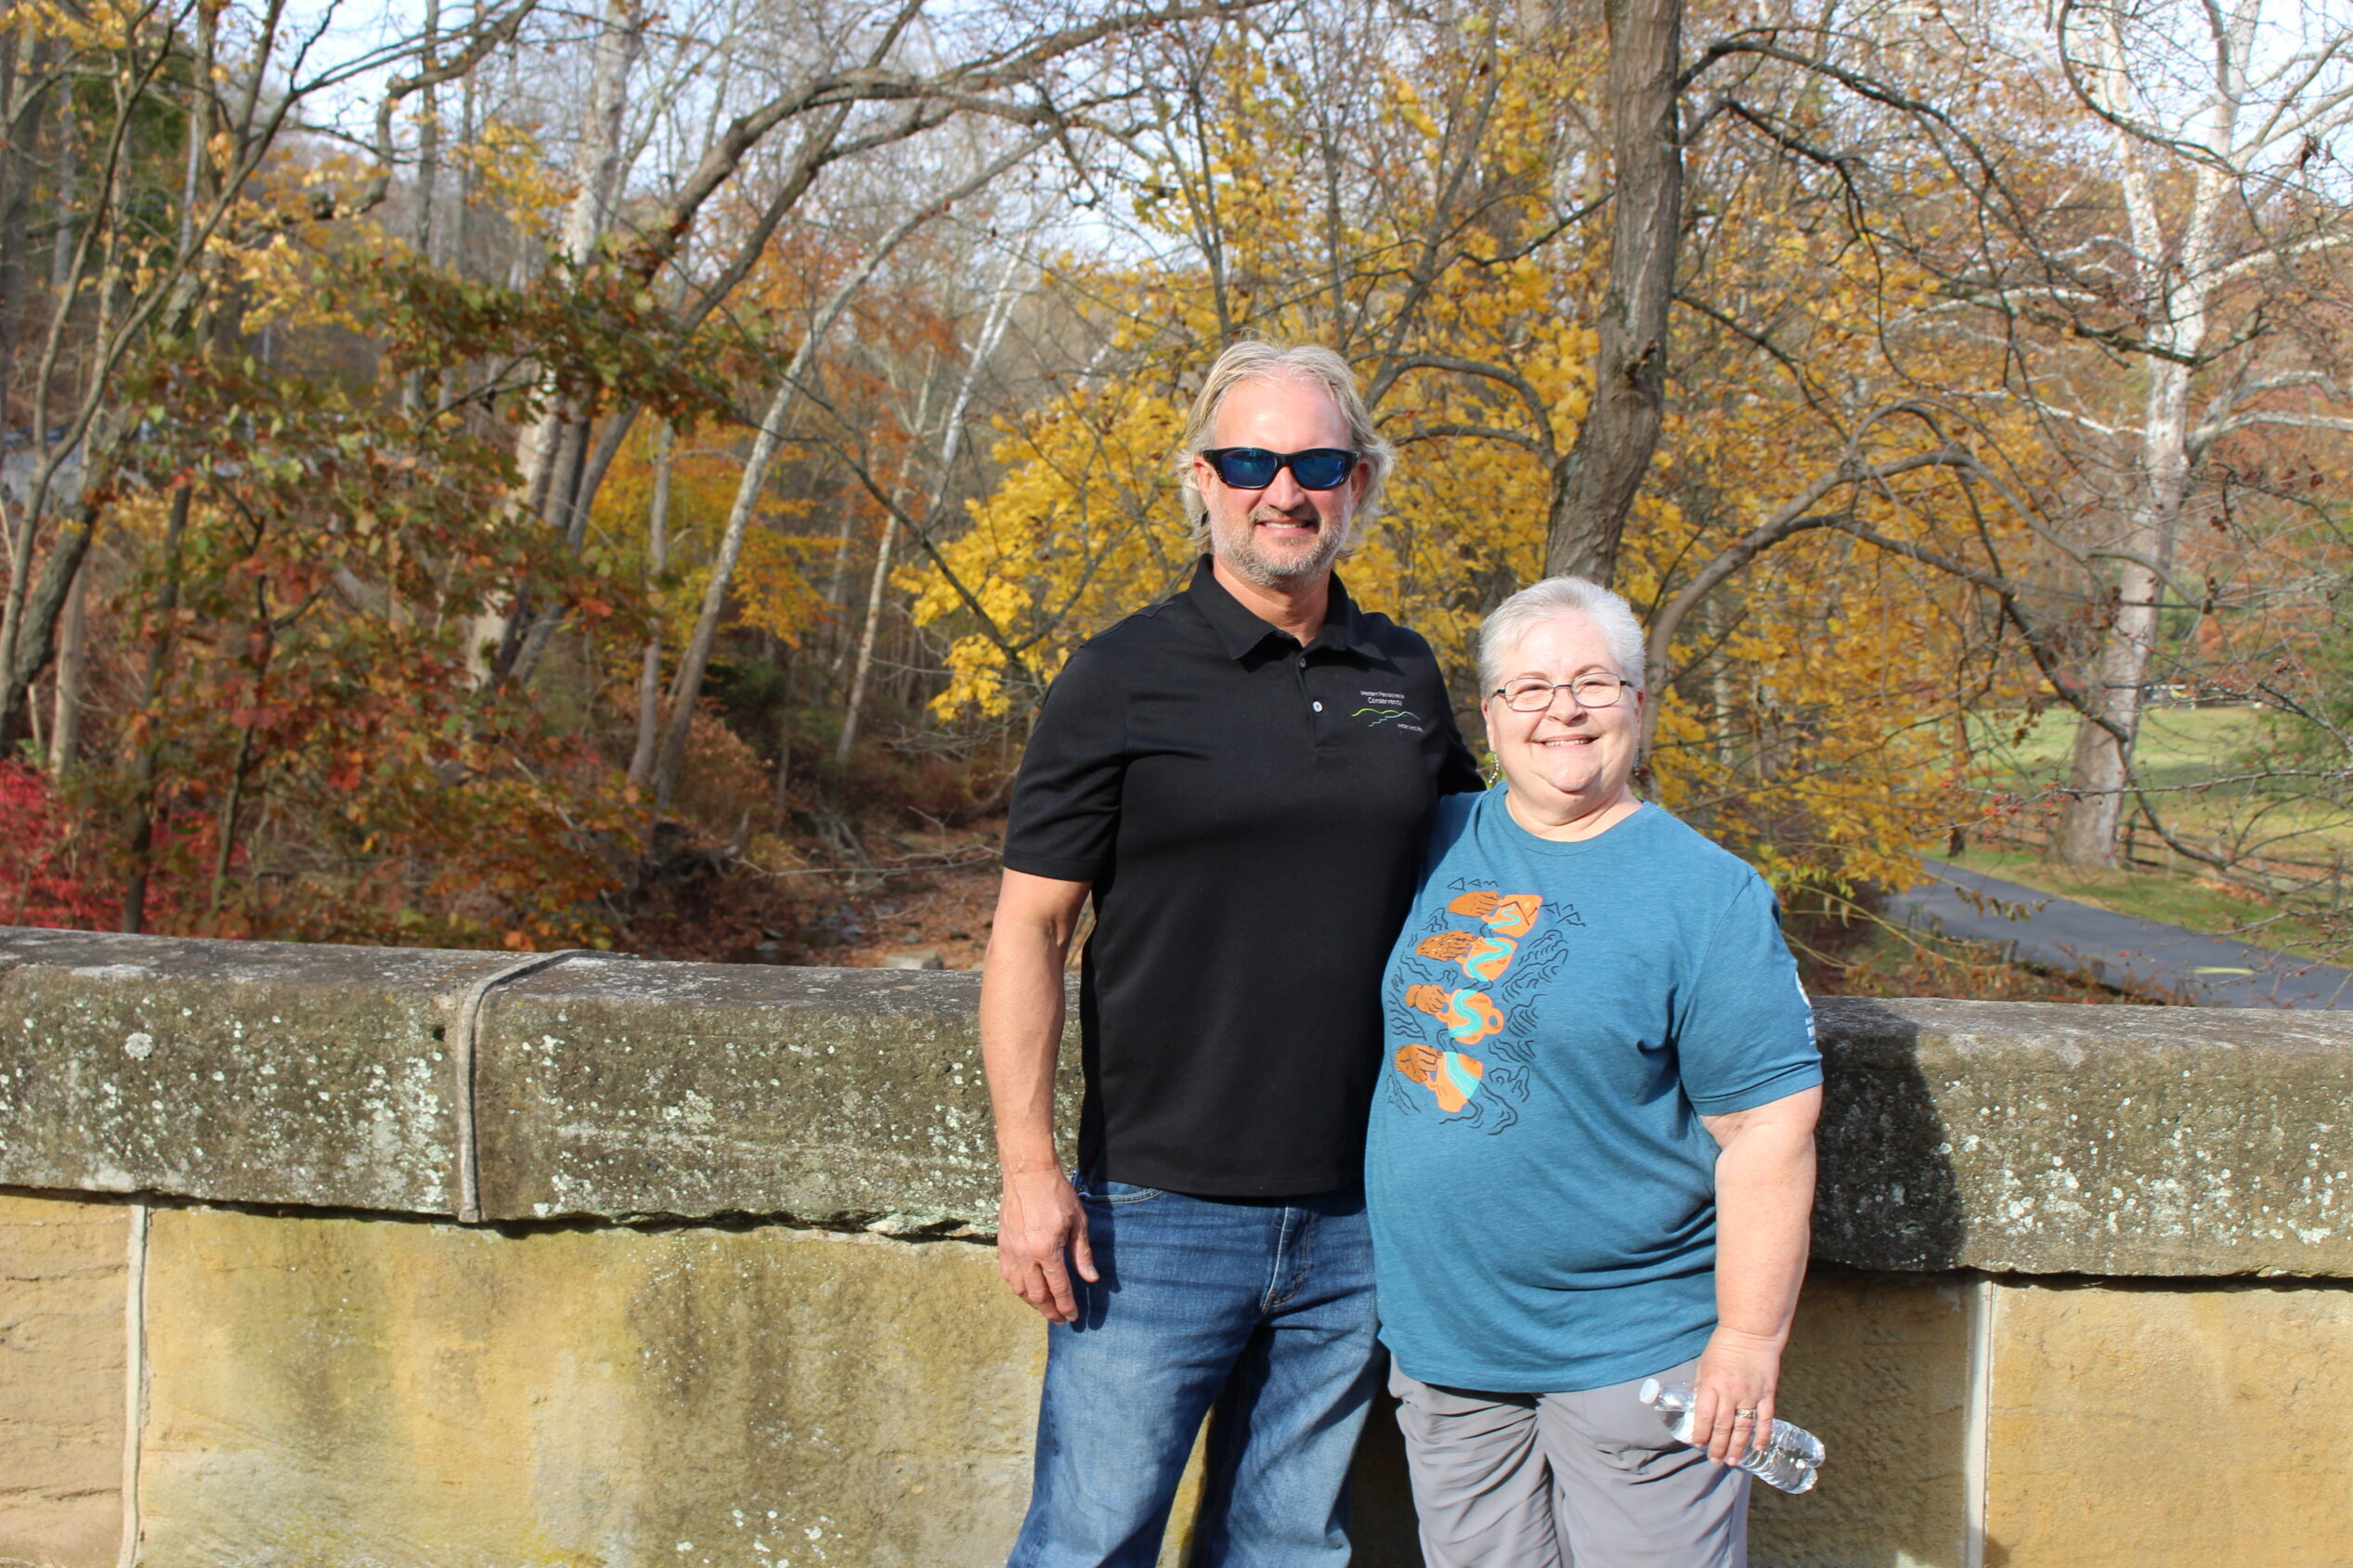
[1388,1359,1748,1568]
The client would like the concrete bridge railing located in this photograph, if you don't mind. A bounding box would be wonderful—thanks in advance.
[2,926,2348,1568]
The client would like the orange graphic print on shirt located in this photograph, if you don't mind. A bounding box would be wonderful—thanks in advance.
[1414,927,1519,983]
[1404,984,1505,1045]
[1394,891,1546,1116]
[1448,889,1541,938]
[1395,1043,1487,1113]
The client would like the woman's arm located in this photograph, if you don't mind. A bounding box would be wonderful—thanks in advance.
[1692,1085,1822,1463]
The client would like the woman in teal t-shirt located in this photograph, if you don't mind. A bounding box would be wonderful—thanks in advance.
[1366,576,1822,1568]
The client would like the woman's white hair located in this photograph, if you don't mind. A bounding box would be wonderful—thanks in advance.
[1478,577,1648,696]
[1175,341,1394,548]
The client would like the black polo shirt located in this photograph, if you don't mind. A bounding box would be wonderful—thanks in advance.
[1003,557,1483,1197]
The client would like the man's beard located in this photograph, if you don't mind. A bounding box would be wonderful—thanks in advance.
[1213,506,1353,589]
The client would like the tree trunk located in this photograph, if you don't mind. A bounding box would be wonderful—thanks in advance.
[822,510,859,672]
[402,0,441,414]
[1543,0,1682,587]
[836,515,897,764]
[412,0,441,263]
[208,576,274,919]
[652,377,795,807]
[2049,19,2226,869]
[2052,359,2191,866]
[0,35,49,451]
[838,265,1020,762]
[627,421,673,786]
[49,65,74,295]
[0,483,106,751]
[647,145,1039,805]
[773,653,796,818]
[46,553,84,771]
[122,485,191,935]
[511,0,643,529]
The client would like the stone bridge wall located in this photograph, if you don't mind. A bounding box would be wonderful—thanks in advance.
[1,926,2348,1568]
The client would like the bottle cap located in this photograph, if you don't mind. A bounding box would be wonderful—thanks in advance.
[1637,1378,1662,1406]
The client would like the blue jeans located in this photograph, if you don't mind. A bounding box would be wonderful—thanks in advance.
[1007,1178,1381,1568]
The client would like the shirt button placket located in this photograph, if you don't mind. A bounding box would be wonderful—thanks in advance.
[1294,651,1321,752]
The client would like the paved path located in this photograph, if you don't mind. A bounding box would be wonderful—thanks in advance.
[1888,859,2353,1008]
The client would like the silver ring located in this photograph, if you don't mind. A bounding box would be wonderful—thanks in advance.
[1733,1407,1760,1421]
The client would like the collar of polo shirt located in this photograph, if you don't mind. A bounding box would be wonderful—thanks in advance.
[1185,555,1383,662]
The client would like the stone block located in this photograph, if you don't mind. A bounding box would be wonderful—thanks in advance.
[1750,1269,1972,1568]
[0,1192,126,1568]
[1983,1278,2353,1567]
[470,959,1079,1229]
[0,928,515,1214]
[7,930,2350,1278]
[136,1204,1048,1568]
[1814,997,2353,1276]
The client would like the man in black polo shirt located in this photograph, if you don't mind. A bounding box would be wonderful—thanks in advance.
[983,341,1482,1567]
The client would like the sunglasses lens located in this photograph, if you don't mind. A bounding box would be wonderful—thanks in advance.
[1213,449,1281,487]
[1290,450,1358,488]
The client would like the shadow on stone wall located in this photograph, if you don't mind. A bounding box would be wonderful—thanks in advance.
[1765,999,1973,1568]
[1811,999,1967,1273]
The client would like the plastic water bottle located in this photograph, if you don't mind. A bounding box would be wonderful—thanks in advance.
[1637,1379,1825,1494]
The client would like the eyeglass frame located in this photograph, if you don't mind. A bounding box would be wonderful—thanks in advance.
[1488,674,1635,713]
[1197,446,1363,492]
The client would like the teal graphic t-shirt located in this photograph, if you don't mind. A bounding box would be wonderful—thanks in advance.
[1366,788,1821,1393]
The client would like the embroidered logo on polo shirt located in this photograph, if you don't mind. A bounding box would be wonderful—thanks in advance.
[1354,688,1425,732]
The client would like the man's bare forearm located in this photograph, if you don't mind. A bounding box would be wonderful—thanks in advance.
[981,872,1089,1177]
[982,928,1067,1174]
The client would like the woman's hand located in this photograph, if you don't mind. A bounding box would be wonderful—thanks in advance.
[1690,1325,1784,1464]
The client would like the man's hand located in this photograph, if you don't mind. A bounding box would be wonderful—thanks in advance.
[998,1167,1099,1324]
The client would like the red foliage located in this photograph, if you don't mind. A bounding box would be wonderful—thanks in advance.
[0,763,116,929]
[0,764,219,933]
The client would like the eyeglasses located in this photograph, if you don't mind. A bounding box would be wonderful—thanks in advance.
[1491,675,1632,712]
[1199,447,1362,491]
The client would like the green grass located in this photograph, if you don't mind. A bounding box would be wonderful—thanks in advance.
[1972,706,2268,784]
[1968,706,2353,863]
[1939,847,2345,965]
[1944,706,2351,961]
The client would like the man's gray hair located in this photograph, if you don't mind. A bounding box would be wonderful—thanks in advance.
[1478,577,1648,696]
[1176,341,1394,547]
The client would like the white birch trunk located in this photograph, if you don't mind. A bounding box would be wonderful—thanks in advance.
[2050,4,2243,865]
[628,421,674,786]
[511,0,644,522]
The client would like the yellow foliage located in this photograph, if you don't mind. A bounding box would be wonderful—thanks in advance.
[462,120,565,239]
[734,525,837,648]
[918,384,1189,717]
[908,23,2049,889]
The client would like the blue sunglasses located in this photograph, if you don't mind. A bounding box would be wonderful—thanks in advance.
[1200,447,1362,490]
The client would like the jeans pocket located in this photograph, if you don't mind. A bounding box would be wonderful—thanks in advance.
[1075,1177,1165,1207]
